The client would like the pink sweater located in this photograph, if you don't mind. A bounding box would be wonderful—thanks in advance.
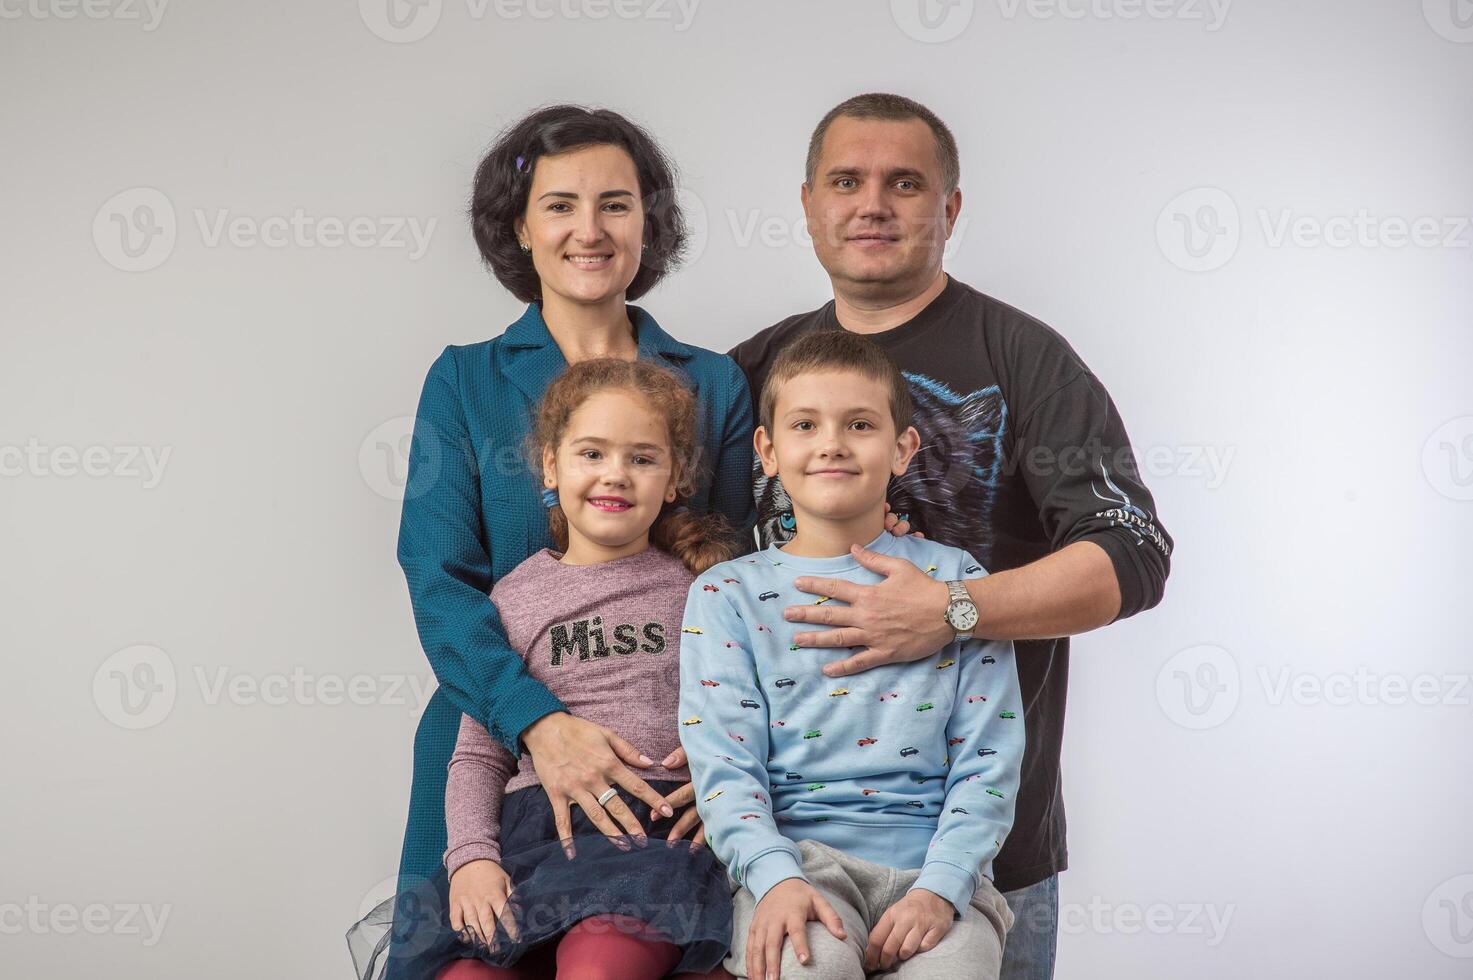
[443,546,695,878]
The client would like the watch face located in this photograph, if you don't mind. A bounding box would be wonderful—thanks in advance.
[948,600,978,632]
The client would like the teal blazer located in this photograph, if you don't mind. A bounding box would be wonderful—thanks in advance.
[395,302,756,888]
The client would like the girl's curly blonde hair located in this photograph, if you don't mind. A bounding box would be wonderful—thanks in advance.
[528,358,738,575]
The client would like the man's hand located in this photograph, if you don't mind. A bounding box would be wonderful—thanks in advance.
[784,545,952,678]
[448,859,518,946]
[864,888,955,971]
[652,747,708,845]
[748,878,848,980]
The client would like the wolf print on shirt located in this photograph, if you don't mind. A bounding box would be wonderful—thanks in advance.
[754,372,1008,567]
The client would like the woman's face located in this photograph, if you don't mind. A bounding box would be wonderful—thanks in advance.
[543,388,678,551]
[515,144,645,308]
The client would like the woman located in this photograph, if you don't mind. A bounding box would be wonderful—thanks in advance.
[387,105,755,974]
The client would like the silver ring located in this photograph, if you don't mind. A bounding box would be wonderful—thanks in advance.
[596,786,618,807]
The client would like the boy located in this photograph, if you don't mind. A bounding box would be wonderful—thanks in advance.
[678,331,1024,980]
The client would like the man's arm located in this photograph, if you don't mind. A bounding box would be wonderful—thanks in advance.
[677,576,804,903]
[786,366,1172,667]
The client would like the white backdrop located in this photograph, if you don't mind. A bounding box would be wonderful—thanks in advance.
[2,1,1471,977]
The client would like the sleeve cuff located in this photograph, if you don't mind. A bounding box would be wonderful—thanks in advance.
[497,689,568,758]
[444,841,502,880]
[911,862,977,919]
[743,849,806,905]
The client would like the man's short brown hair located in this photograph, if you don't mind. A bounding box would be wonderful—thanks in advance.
[805,92,960,194]
[759,330,914,437]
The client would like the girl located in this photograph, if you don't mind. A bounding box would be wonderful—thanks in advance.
[352,358,739,979]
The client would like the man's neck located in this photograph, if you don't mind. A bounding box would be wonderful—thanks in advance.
[778,505,887,559]
[540,292,640,362]
[832,268,948,335]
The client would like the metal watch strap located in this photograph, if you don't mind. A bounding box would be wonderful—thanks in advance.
[946,580,974,642]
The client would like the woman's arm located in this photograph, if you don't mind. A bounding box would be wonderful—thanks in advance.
[709,357,759,552]
[397,347,566,756]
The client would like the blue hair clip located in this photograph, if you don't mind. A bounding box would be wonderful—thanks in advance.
[515,154,531,174]
[541,486,559,508]
[672,504,689,515]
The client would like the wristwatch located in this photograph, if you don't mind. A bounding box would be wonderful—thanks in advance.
[943,581,979,642]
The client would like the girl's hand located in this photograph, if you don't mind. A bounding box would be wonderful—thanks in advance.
[883,500,922,538]
[521,712,675,857]
[863,888,954,971]
[748,878,849,980]
[653,749,708,845]
[448,859,518,945]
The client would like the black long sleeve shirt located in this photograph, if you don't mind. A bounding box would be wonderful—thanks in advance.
[729,274,1173,892]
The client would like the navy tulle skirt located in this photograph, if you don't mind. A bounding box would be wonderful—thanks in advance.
[348,779,733,980]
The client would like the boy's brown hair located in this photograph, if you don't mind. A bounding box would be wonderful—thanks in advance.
[758,330,914,436]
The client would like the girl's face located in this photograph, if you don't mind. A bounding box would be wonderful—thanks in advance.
[515,144,645,308]
[543,389,678,553]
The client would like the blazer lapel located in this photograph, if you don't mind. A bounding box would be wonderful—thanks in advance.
[501,302,698,403]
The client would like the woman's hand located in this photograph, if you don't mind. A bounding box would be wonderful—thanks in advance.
[448,859,518,945]
[653,747,707,845]
[521,711,675,857]
[883,500,922,538]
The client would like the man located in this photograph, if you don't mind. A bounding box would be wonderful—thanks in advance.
[728,92,1173,979]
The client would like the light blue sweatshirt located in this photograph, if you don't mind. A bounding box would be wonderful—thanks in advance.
[677,529,1024,916]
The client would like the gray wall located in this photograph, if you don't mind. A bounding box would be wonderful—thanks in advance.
[2,0,1470,976]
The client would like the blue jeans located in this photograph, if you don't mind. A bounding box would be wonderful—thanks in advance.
[999,874,1058,980]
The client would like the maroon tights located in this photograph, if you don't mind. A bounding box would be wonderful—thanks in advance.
[433,913,733,980]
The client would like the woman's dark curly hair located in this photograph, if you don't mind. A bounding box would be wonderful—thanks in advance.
[470,105,688,303]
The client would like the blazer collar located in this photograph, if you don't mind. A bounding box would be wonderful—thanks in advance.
[503,302,696,403]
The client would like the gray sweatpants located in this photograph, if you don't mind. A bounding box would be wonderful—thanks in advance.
[723,839,1013,980]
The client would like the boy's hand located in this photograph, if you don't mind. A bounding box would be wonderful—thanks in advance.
[883,500,924,538]
[748,877,848,980]
[864,888,955,971]
[448,859,518,945]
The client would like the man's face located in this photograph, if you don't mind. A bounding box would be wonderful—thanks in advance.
[801,115,960,298]
[755,369,920,525]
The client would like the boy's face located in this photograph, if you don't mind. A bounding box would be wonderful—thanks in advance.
[755,369,920,524]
